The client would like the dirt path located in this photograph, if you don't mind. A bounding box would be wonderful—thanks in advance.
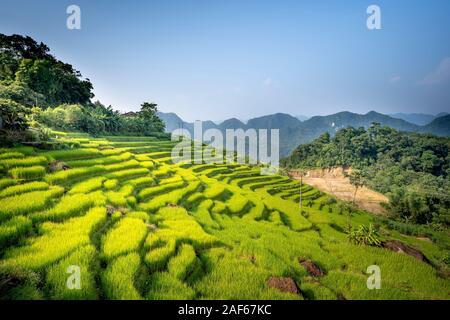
[290,167,388,215]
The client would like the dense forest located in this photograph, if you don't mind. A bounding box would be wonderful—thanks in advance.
[0,34,166,147]
[282,123,450,228]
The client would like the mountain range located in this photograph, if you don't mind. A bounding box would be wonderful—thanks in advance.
[388,112,448,126]
[158,111,450,157]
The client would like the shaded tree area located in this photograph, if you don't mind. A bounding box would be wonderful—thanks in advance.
[0,34,166,145]
[282,123,450,227]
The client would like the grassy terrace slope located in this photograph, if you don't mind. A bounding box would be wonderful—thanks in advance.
[0,133,449,300]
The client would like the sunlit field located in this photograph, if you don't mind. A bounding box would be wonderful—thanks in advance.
[0,133,449,300]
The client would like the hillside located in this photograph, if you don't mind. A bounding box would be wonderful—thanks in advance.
[158,111,450,157]
[282,124,450,227]
[423,115,450,136]
[1,133,449,300]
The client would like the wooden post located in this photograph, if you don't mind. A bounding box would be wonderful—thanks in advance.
[299,171,303,213]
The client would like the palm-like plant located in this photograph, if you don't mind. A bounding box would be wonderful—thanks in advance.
[348,224,382,247]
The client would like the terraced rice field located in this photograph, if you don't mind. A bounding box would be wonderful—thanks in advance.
[0,134,449,300]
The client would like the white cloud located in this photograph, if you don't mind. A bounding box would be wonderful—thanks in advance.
[419,57,450,85]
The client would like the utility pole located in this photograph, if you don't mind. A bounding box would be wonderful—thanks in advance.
[299,170,303,213]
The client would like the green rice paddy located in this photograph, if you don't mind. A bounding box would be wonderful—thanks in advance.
[0,134,448,300]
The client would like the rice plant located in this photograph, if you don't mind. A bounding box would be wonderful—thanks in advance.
[0,152,25,160]
[146,272,195,300]
[167,244,197,280]
[106,168,150,180]
[0,187,64,221]
[0,216,32,249]
[144,238,177,271]
[102,253,143,300]
[0,181,49,198]
[2,207,107,270]
[69,177,106,194]
[102,217,148,260]
[45,166,106,185]
[9,166,46,180]
[31,191,106,222]
[0,156,48,170]
[44,148,101,161]
[0,178,16,190]
[45,245,99,299]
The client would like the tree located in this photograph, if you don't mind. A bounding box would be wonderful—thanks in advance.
[0,98,30,131]
[1,33,94,107]
[347,168,367,205]
[137,102,165,133]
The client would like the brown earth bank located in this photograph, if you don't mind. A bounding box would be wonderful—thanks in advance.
[289,167,388,215]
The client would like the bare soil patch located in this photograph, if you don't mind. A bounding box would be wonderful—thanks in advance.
[290,167,388,215]
[299,258,325,277]
[267,277,299,294]
[382,240,429,263]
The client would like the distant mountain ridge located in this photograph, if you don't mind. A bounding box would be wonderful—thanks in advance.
[158,111,450,157]
[389,112,449,126]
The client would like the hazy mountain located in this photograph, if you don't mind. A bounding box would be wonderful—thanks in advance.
[218,118,246,130]
[389,112,447,126]
[422,114,450,136]
[295,115,309,121]
[158,110,450,157]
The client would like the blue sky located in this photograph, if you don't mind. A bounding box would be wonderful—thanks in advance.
[1,0,449,121]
